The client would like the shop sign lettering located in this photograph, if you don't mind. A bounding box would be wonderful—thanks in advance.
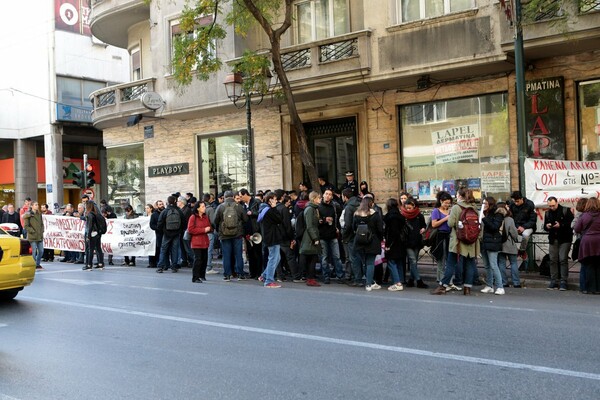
[148,163,189,177]
[525,77,565,159]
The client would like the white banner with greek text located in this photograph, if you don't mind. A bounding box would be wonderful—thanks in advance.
[524,158,600,207]
[42,215,156,256]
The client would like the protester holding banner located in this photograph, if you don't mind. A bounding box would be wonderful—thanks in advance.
[146,203,159,268]
[187,201,212,283]
[123,205,137,267]
[83,201,104,271]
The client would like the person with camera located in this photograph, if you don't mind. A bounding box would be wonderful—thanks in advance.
[543,197,574,291]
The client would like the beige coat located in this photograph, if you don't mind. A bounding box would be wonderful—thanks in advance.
[447,200,480,258]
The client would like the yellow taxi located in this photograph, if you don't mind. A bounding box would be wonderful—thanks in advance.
[0,225,36,300]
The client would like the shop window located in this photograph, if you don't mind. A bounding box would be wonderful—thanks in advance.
[295,0,350,44]
[106,144,145,216]
[397,0,474,23]
[400,93,510,202]
[578,80,600,161]
[198,132,249,197]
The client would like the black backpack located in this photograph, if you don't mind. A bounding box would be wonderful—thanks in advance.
[355,221,373,245]
[295,209,307,241]
[165,208,181,232]
[95,213,107,234]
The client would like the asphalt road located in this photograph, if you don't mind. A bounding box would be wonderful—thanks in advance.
[1,262,599,400]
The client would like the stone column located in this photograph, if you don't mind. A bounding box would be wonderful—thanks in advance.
[44,127,64,209]
[14,139,38,206]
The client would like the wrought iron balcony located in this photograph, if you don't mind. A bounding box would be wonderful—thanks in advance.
[89,78,156,129]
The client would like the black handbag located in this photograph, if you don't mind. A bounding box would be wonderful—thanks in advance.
[571,238,581,261]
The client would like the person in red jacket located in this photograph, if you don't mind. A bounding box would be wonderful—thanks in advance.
[187,201,212,283]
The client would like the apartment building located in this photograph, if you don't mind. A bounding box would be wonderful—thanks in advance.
[89,0,600,208]
[0,0,129,208]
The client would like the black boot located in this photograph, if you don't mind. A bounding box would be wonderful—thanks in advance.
[416,279,429,289]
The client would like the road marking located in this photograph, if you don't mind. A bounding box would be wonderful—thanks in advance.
[0,323,8,328]
[42,279,207,295]
[23,296,600,382]
[0,393,22,400]
[36,267,130,274]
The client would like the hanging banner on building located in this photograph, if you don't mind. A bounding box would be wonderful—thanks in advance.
[431,124,479,164]
[526,77,566,159]
[55,0,91,36]
[42,215,156,256]
[524,158,600,207]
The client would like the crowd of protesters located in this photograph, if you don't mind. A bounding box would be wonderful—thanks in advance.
[4,172,599,294]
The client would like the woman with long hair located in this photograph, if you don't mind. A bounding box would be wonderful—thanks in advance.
[572,197,588,291]
[430,191,453,287]
[400,198,428,288]
[574,197,600,294]
[187,201,212,282]
[497,202,521,288]
[82,201,104,271]
[432,188,480,295]
[146,203,158,268]
[299,191,322,287]
[353,195,384,291]
[123,204,136,267]
[383,198,405,291]
[480,196,505,295]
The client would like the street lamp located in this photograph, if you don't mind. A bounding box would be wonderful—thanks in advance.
[223,70,272,194]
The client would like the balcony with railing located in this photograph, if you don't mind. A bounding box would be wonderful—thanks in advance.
[90,0,150,48]
[90,78,156,129]
[280,30,372,89]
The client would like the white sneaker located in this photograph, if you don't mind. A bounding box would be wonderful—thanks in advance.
[388,283,404,292]
[206,269,219,275]
[365,285,373,292]
[371,283,381,290]
[494,288,505,295]
[451,284,462,291]
[480,286,494,294]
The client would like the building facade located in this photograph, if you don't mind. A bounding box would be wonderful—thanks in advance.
[89,0,600,208]
[0,1,129,209]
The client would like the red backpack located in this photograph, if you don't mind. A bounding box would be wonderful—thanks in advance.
[456,205,481,245]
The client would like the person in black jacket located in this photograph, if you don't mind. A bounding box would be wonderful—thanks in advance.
[275,191,301,282]
[259,193,284,288]
[480,197,505,295]
[341,188,362,286]
[240,188,263,279]
[156,196,185,273]
[509,191,537,259]
[543,196,574,290]
[383,198,406,291]
[352,196,384,291]
[318,188,345,284]
[400,199,428,288]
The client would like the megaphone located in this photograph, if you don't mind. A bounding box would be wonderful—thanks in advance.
[249,233,262,246]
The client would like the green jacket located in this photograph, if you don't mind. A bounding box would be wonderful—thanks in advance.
[448,200,480,258]
[299,202,321,255]
[23,211,44,242]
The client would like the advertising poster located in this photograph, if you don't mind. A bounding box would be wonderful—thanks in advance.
[442,180,456,196]
[418,181,432,200]
[431,124,479,164]
[405,181,419,197]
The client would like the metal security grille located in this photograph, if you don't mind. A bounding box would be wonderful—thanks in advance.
[282,49,311,71]
[319,38,358,63]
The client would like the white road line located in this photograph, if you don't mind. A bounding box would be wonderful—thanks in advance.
[23,296,600,382]
[41,278,207,295]
[0,393,22,400]
[37,267,130,274]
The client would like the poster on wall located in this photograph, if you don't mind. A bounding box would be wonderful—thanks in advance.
[405,181,419,197]
[431,124,479,164]
[418,181,432,200]
[525,77,566,160]
[481,170,510,196]
[524,158,600,207]
[468,178,482,200]
[442,180,456,196]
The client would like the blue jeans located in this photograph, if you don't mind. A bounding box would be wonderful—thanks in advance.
[31,241,44,266]
[406,247,420,281]
[442,252,476,287]
[221,237,244,277]
[387,258,405,284]
[206,232,215,270]
[356,250,376,285]
[498,253,520,286]
[320,238,345,279]
[346,240,364,283]
[262,244,281,285]
[181,238,195,266]
[158,234,180,269]
[481,250,503,289]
